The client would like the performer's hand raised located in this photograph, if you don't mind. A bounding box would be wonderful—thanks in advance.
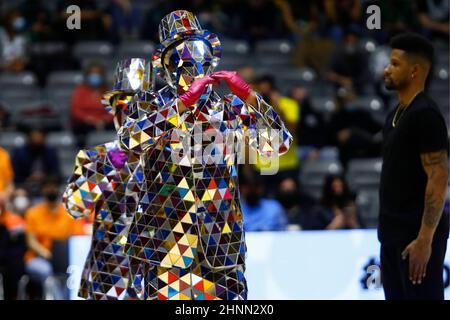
[179,76,219,108]
[211,71,252,101]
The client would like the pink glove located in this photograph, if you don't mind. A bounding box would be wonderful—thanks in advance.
[179,76,219,107]
[108,149,128,169]
[211,71,252,101]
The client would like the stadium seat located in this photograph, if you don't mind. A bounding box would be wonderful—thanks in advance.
[86,131,118,147]
[60,149,78,180]
[355,188,379,228]
[0,131,26,150]
[346,158,382,191]
[0,72,38,89]
[299,159,343,199]
[117,41,155,60]
[217,54,251,71]
[220,38,250,55]
[0,86,42,101]
[254,40,293,69]
[73,41,113,60]
[46,71,83,90]
[47,131,76,149]
[353,95,386,124]
[310,96,337,117]
[255,39,293,55]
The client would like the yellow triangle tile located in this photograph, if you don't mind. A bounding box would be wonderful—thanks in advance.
[201,191,211,201]
[159,271,169,284]
[222,223,231,234]
[173,222,184,233]
[181,212,193,224]
[184,190,195,202]
[203,279,214,291]
[178,178,189,189]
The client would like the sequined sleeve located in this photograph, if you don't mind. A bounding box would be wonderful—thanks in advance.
[63,149,104,219]
[234,93,293,158]
[118,99,183,154]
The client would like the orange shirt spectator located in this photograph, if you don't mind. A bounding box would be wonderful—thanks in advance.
[72,211,94,236]
[24,202,75,262]
[0,210,25,233]
[0,146,13,193]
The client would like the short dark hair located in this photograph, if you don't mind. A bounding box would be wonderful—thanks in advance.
[389,33,434,66]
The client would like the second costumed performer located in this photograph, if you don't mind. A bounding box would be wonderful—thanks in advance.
[63,59,151,300]
[119,10,293,300]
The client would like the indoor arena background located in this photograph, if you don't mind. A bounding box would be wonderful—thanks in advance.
[0,0,449,300]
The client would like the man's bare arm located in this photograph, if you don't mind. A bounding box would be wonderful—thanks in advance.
[418,150,449,241]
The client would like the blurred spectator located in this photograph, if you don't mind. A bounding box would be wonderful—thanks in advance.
[11,129,60,195]
[237,65,256,84]
[0,189,27,300]
[0,103,11,130]
[327,27,371,95]
[140,0,178,43]
[104,0,141,44]
[327,89,382,168]
[275,0,322,36]
[184,0,228,35]
[70,62,112,148]
[318,174,361,230]
[238,0,284,44]
[323,0,363,43]
[277,0,336,76]
[216,0,247,38]
[417,0,450,40]
[375,0,417,44]
[275,177,317,230]
[0,9,29,72]
[24,177,75,299]
[10,188,31,217]
[253,75,300,191]
[55,0,109,44]
[0,146,14,205]
[19,0,54,42]
[240,169,288,231]
[290,86,327,162]
[72,212,94,236]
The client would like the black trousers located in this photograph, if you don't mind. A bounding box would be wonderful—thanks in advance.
[380,238,448,300]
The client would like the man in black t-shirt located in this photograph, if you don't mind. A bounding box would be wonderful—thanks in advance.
[379,33,449,300]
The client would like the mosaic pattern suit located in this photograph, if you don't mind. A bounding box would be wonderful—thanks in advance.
[63,59,150,300]
[118,11,293,300]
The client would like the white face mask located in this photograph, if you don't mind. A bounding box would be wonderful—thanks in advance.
[13,196,30,213]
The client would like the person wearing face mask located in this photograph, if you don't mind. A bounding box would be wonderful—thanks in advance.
[70,63,113,148]
[24,176,75,299]
[275,177,317,230]
[0,9,29,72]
[64,58,150,300]
[11,129,61,196]
[0,188,27,300]
[118,10,292,300]
[240,171,288,232]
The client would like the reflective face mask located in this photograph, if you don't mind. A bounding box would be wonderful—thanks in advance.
[162,38,215,94]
